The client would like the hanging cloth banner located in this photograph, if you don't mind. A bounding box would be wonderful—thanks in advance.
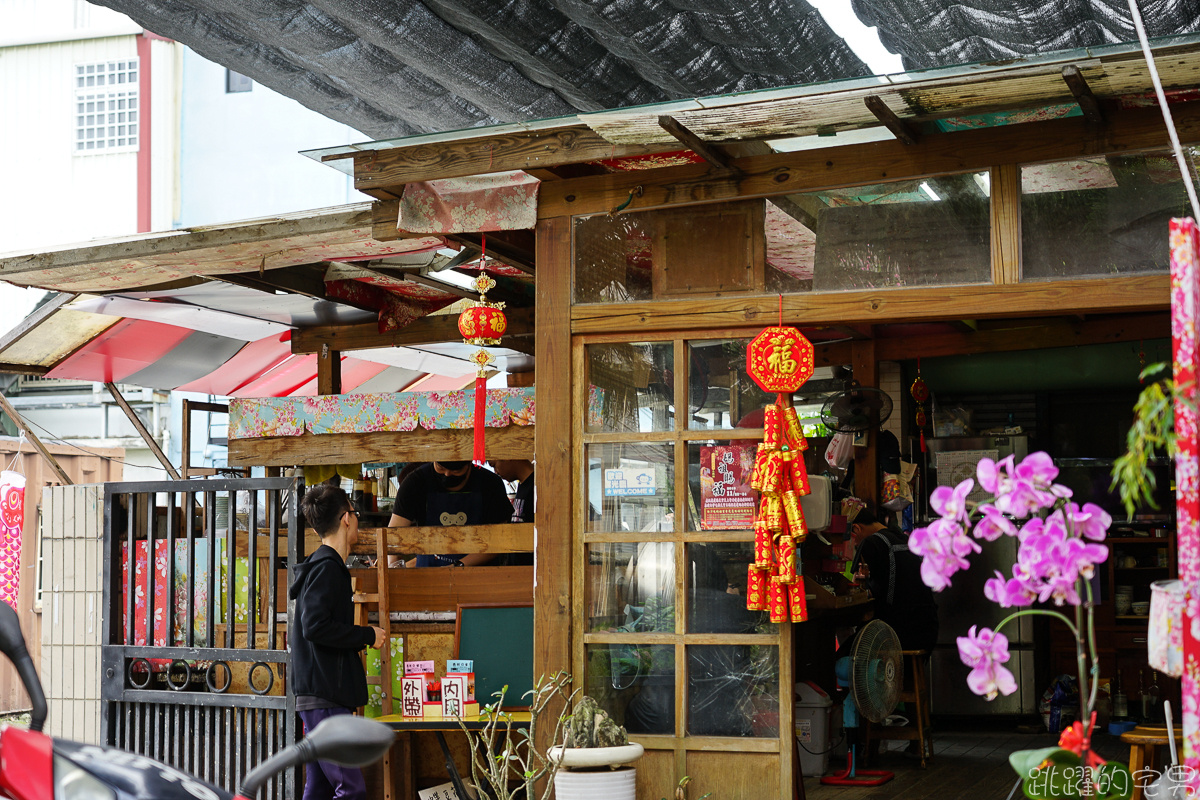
[398,172,540,234]
[0,470,26,608]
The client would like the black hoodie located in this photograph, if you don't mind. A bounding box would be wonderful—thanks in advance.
[289,544,375,709]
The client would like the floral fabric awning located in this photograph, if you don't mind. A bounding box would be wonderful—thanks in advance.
[229,388,536,439]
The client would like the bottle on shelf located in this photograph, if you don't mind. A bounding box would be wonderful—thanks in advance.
[1147,671,1161,723]
[352,477,366,511]
[1138,669,1150,722]
[1112,669,1129,720]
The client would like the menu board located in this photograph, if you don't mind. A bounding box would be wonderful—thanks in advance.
[699,444,757,530]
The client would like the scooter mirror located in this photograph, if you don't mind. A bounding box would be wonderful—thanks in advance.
[0,600,47,732]
[235,715,394,800]
[304,715,395,766]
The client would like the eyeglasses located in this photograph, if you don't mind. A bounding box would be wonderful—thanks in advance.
[344,508,360,520]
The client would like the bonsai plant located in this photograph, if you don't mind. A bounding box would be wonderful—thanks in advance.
[547,696,645,800]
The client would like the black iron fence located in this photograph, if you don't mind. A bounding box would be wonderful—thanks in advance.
[101,477,299,800]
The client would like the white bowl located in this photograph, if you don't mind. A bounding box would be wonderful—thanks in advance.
[547,743,644,768]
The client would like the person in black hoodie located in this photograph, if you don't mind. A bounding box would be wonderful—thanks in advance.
[291,484,386,800]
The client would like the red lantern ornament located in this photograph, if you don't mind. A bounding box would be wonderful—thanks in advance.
[911,366,929,453]
[458,272,507,465]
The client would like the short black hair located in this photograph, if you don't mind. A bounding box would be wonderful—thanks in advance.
[852,504,881,528]
[300,484,352,536]
[435,460,470,471]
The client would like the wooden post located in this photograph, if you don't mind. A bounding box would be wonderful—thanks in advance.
[0,390,72,485]
[318,345,342,395]
[851,338,878,506]
[533,216,572,756]
[104,383,180,480]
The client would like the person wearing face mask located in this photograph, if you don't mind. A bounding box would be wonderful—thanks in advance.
[388,460,512,566]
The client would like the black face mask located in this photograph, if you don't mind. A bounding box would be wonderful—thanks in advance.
[435,467,468,489]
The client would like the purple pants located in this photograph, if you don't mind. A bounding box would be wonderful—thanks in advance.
[299,707,367,800]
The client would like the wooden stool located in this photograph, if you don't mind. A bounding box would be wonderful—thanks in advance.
[1121,726,1182,800]
[863,650,932,768]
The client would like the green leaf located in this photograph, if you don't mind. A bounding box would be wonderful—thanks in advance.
[1010,747,1079,777]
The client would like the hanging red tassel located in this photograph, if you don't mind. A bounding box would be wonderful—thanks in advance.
[473,375,487,465]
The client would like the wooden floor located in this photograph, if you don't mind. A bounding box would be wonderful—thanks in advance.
[800,724,1130,800]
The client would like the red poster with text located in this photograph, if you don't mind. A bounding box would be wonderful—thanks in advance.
[700,444,757,530]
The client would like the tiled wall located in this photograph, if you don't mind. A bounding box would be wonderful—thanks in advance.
[42,484,104,744]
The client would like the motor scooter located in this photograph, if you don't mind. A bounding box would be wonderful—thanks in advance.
[0,601,393,800]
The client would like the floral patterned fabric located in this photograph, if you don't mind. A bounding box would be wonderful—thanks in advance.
[398,172,539,234]
[364,637,405,718]
[1169,217,1200,785]
[229,388,536,439]
[120,539,250,653]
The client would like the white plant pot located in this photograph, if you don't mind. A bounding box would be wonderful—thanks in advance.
[553,766,636,800]
[547,743,644,768]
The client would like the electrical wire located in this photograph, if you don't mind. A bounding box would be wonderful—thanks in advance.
[14,415,181,475]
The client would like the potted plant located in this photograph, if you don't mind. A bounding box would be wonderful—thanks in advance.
[547,696,644,800]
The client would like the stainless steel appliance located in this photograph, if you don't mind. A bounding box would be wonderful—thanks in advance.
[919,436,1039,716]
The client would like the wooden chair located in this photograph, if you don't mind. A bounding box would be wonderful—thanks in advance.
[1121,725,1182,800]
[863,650,932,768]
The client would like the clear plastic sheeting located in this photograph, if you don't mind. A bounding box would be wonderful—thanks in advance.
[88,0,868,140]
[852,0,1200,71]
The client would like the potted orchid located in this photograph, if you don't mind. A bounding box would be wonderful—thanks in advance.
[910,451,1133,800]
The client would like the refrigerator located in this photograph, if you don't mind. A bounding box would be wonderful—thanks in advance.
[920,436,1040,716]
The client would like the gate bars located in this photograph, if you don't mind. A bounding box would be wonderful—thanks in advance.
[101,477,300,800]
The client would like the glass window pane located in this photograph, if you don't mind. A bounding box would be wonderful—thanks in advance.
[586,342,674,433]
[686,543,774,634]
[587,543,676,633]
[687,339,775,430]
[801,172,991,290]
[586,643,675,735]
[586,442,674,534]
[688,644,779,737]
[1021,151,1190,279]
[574,212,654,303]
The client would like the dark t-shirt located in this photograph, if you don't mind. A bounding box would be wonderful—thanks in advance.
[395,464,512,566]
[855,527,939,653]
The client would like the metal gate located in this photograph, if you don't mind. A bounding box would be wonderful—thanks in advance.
[101,477,299,800]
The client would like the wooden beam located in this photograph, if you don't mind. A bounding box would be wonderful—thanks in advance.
[0,293,74,353]
[1061,65,1105,124]
[348,125,681,192]
[0,391,72,485]
[292,307,535,354]
[227,425,535,467]
[874,312,1169,360]
[104,383,180,480]
[538,102,1200,219]
[657,116,734,169]
[372,199,403,242]
[766,196,816,231]
[247,523,534,558]
[570,274,1169,334]
[317,348,342,395]
[351,566,532,613]
[991,164,1021,285]
[533,215,572,754]
[864,95,919,145]
[217,263,332,301]
[446,232,537,275]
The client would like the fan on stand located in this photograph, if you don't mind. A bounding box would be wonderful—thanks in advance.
[820,383,894,435]
[821,620,903,787]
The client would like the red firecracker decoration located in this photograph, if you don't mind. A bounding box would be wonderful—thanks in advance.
[458,271,507,465]
[911,361,929,453]
[745,325,815,623]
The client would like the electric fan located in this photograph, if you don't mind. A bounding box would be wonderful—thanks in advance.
[820,620,903,786]
[819,383,894,434]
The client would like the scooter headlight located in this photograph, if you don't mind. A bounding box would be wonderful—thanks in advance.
[54,755,116,800]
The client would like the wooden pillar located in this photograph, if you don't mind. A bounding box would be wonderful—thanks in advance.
[852,337,878,506]
[318,346,342,395]
[533,216,572,752]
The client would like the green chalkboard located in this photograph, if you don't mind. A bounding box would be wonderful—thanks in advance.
[454,603,534,709]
